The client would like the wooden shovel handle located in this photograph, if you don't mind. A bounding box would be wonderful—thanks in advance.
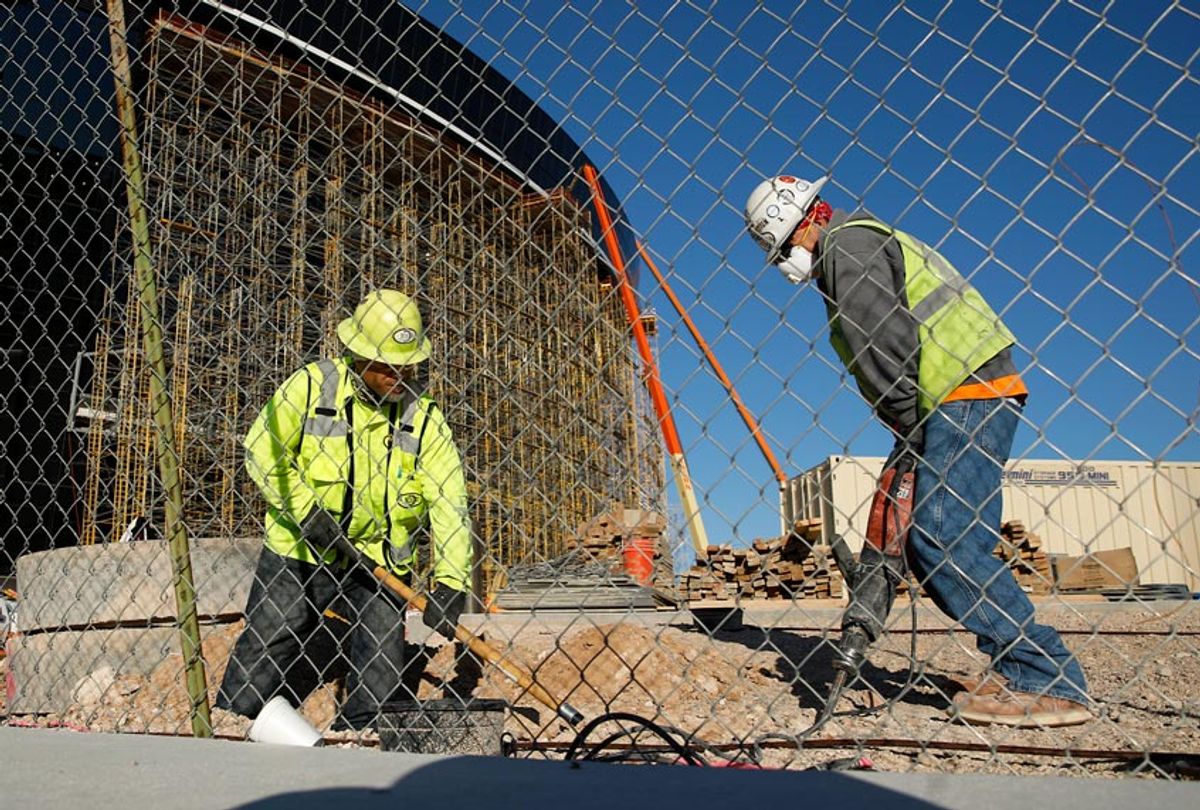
[366,563,583,725]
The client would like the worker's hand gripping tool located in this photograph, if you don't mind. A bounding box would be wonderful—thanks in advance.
[327,532,585,727]
[832,433,920,676]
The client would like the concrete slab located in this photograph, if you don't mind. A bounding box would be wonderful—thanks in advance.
[0,727,1194,809]
[16,539,261,630]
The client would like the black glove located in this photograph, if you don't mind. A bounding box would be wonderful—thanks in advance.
[422,585,465,638]
[299,506,343,554]
[884,424,924,473]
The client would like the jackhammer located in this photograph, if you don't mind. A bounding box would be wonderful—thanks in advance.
[824,446,919,717]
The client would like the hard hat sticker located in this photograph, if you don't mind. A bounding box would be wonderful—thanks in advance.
[393,328,417,344]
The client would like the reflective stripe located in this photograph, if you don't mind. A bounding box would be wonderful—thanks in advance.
[317,359,340,408]
[303,359,345,437]
[385,537,414,570]
[909,242,970,322]
[393,395,422,454]
[910,281,961,322]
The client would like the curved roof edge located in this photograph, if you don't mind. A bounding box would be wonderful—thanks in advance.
[179,0,639,284]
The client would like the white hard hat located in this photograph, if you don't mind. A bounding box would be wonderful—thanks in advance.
[744,175,829,262]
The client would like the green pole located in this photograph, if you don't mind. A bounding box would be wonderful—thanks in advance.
[104,0,212,738]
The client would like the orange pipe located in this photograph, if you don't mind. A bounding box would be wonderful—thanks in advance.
[637,241,789,486]
[583,165,707,556]
[582,165,681,455]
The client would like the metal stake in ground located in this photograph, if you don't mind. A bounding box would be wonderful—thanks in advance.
[331,535,585,727]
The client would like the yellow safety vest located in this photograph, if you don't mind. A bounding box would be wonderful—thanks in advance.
[825,219,1016,415]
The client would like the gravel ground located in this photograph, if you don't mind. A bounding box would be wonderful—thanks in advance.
[3,600,1197,778]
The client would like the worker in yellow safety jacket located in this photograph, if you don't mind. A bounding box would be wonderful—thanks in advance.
[216,289,472,732]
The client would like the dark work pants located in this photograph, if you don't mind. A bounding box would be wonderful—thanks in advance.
[216,548,409,730]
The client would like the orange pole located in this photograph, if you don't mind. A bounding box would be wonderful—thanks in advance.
[637,241,789,487]
[583,169,680,453]
[583,165,708,557]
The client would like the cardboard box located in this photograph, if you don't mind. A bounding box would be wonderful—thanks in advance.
[1053,547,1139,591]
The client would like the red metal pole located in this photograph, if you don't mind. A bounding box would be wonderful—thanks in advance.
[636,241,789,487]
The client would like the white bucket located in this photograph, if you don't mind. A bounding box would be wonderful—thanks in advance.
[249,696,324,747]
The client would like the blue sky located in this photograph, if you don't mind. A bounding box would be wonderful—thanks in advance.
[402,1,1200,546]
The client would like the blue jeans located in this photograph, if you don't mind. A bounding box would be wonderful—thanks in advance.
[908,398,1089,704]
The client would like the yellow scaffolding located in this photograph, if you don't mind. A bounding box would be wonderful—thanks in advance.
[78,15,666,596]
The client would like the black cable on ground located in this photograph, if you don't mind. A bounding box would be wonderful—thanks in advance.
[559,562,927,770]
[563,712,708,766]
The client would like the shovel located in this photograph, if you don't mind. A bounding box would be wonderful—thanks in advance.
[332,534,584,726]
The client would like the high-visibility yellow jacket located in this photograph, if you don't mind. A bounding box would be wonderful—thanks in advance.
[244,357,471,592]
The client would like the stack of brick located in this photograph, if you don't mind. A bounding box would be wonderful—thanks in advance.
[683,519,844,602]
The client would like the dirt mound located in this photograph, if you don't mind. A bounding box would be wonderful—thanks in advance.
[477,623,798,741]
[7,607,1199,776]
[54,623,246,736]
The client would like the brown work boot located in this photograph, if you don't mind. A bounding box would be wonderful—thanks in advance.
[949,690,1092,728]
[949,672,1006,701]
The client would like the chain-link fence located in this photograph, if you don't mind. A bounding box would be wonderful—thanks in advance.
[1,0,1197,777]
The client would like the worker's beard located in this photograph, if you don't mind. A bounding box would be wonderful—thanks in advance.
[351,370,417,406]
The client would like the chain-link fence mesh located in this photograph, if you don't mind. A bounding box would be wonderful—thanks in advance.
[1,0,1197,776]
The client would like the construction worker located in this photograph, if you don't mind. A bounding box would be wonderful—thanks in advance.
[216,289,472,732]
[744,176,1091,728]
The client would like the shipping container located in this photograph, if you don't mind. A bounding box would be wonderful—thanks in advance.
[786,457,1200,591]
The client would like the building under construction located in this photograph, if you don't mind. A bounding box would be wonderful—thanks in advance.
[62,2,665,595]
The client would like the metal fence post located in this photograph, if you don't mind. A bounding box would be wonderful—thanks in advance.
[104,0,211,739]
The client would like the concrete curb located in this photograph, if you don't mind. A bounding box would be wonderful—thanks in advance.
[0,727,1195,809]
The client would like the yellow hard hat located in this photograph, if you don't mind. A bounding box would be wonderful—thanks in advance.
[337,289,432,365]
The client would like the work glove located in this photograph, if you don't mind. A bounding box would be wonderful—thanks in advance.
[422,585,465,639]
[299,506,343,555]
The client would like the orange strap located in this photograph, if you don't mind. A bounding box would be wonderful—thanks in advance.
[942,373,1028,403]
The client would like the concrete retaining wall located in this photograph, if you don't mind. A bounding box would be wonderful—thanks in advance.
[8,538,261,714]
[15,538,261,631]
